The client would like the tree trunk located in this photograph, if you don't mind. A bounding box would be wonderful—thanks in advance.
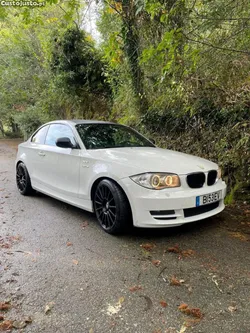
[121,0,148,113]
[0,120,5,137]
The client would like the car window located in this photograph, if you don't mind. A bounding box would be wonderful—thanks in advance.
[45,124,76,147]
[76,124,155,149]
[31,125,49,144]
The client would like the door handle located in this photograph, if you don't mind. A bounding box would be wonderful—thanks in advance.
[38,151,46,157]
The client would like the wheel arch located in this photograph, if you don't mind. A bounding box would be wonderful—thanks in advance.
[16,160,23,168]
[16,160,32,182]
[90,177,133,216]
[16,160,29,172]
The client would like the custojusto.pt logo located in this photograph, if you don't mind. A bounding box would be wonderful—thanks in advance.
[1,1,45,6]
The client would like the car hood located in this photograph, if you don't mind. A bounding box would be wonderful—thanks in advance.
[89,147,218,176]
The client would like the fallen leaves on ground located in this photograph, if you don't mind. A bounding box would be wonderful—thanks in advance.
[228,305,237,313]
[45,302,54,314]
[178,304,188,310]
[81,221,89,229]
[160,300,168,308]
[178,303,203,319]
[170,276,182,286]
[165,328,177,333]
[141,249,152,259]
[107,297,124,316]
[0,241,10,249]
[152,260,161,267]
[178,324,187,333]
[129,285,142,292]
[0,235,21,249]
[167,245,180,254]
[167,245,196,258]
[182,249,195,257]
[0,303,11,311]
[66,242,73,246]
[13,321,27,329]
[228,231,248,242]
[72,259,79,265]
[0,320,13,331]
[140,243,155,251]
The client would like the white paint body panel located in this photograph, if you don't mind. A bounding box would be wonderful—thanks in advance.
[16,120,227,228]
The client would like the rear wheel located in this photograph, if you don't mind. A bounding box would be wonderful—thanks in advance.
[93,179,131,234]
[16,162,34,195]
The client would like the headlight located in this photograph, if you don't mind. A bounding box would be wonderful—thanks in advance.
[217,167,222,180]
[130,173,181,190]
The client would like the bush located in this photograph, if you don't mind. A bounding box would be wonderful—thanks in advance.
[14,106,50,137]
[146,120,250,203]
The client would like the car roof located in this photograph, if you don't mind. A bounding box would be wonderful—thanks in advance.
[47,120,116,126]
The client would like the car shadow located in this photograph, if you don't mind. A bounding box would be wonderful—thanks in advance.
[34,190,226,241]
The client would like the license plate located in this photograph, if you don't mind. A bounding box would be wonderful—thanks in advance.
[196,191,221,207]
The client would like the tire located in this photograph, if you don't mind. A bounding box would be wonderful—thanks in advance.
[93,179,132,234]
[16,162,34,196]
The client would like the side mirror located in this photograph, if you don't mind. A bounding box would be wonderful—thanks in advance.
[56,137,74,149]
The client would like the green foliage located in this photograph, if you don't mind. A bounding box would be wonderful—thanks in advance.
[51,27,110,95]
[0,0,249,201]
[225,183,240,205]
[14,106,50,136]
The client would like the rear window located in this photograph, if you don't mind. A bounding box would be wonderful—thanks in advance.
[31,125,49,144]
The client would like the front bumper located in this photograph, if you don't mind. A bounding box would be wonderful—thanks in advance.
[119,178,227,228]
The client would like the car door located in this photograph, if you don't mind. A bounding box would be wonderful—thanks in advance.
[26,125,50,188]
[41,123,81,198]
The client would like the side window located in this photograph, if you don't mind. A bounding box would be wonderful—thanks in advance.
[45,124,76,147]
[31,125,49,144]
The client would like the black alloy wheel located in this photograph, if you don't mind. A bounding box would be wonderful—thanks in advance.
[93,179,131,234]
[16,162,34,195]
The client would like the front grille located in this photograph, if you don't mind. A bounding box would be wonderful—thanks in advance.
[186,172,205,188]
[184,201,219,218]
[207,170,217,186]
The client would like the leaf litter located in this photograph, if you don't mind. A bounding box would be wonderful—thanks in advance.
[167,245,196,258]
[152,260,161,267]
[178,303,203,319]
[45,302,54,314]
[129,285,142,292]
[140,243,155,251]
[107,297,124,316]
[0,302,11,311]
[160,300,168,308]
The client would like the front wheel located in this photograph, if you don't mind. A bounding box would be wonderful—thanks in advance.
[16,162,34,196]
[93,179,132,234]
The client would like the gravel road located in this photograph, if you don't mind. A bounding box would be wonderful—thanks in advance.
[0,140,249,333]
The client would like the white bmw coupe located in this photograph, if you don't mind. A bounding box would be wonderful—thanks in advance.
[16,120,227,234]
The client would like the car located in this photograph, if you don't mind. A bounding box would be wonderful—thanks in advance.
[15,120,227,234]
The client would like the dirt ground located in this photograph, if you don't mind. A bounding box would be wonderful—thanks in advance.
[0,139,250,333]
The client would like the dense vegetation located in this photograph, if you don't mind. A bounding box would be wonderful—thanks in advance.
[0,0,249,201]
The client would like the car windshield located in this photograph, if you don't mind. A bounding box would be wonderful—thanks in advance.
[76,124,155,150]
